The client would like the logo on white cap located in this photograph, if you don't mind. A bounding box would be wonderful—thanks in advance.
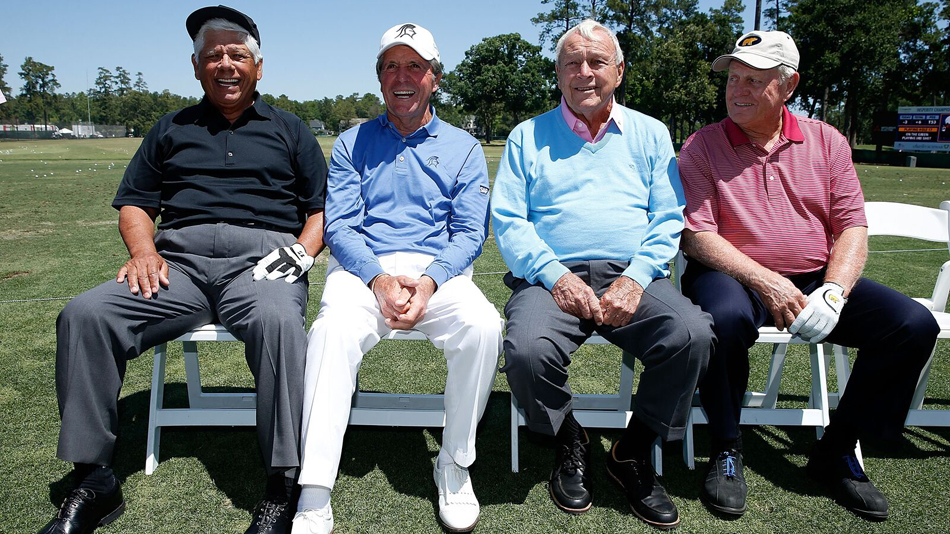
[711,30,799,72]
[395,24,417,39]
[378,22,440,63]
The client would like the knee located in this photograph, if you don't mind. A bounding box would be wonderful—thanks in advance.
[898,304,940,355]
[57,291,107,332]
[502,328,564,378]
[458,305,504,345]
[248,301,306,335]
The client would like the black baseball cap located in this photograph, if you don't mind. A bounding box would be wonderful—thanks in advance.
[186,5,260,46]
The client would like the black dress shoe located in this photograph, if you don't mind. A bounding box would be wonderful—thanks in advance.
[245,498,294,534]
[38,486,125,534]
[606,442,679,530]
[701,449,747,517]
[549,427,593,513]
[806,447,888,521]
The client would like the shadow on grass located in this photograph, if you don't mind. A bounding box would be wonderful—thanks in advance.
[47,384,265,513]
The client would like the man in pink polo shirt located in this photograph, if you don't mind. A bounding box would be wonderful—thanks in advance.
[679,31,938,521]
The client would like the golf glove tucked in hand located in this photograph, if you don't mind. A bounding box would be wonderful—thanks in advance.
[789,282,846,343]
[252,243,313,283]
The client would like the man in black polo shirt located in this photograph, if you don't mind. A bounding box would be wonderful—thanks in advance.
[39,6,326,534]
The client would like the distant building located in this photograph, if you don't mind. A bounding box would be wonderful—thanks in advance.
[309,119,326,135]
[339,117,370,132]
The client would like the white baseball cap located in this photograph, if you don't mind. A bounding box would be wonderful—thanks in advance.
[378,23,440,63]
[712,30,800,72]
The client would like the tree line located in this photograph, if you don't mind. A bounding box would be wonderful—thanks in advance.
[1,0,947,146]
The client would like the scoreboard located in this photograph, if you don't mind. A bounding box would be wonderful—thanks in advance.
[895,106,950,152]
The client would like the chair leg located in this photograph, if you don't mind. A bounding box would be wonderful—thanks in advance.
[146,343,168,475]
[831,344,851,409]
[762,343,789,409]
[810,344,831,439]
[510,393,520,473]
[653,437,663,477]
[909,346,937,412]
[683,408,696,470]
[182,340,205,408]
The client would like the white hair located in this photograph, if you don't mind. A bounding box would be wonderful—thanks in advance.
[555,19,624,66]
[193,18,262,65]
[777,64,796,84]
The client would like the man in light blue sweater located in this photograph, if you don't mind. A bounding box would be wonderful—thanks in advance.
[492,19,713,530]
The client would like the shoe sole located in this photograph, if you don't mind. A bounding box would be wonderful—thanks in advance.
[606,465,679,530]
[548,481,592,514]
[699,493,746,518]
[98,500,126,527]
[438,515,478,533]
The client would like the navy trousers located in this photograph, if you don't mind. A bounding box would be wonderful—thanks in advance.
[681,260,938,445]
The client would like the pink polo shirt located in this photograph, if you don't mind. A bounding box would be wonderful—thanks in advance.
[679,107,867,276]
[559,97,624,142]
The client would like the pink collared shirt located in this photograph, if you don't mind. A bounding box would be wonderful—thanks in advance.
[559,97,624,143]
[679,106,867,276]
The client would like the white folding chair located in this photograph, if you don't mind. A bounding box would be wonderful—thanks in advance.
[831,201,950,428]
[146,325,448,474]
[673,253,840,469]
[509,336,664,474]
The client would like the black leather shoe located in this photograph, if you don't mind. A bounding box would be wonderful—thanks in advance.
[38,486,125,534]
[245,498,293,534]
[606,442,679,530]
[701,449,747,517]
[549,427,593,513]
[806,448,888,521]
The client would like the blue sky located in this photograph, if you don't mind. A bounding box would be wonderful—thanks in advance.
[2,0,757,102]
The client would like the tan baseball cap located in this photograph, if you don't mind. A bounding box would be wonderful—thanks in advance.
[378,23,440,62]
[712,31,799,72]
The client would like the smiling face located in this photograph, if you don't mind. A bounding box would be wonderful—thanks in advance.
[379,45,440,135]
[725,61,798,136]
[556,29,623,128]
[192,29,262,121]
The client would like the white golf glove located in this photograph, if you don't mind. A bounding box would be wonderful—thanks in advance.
[789,282,846,343]
[252,243,313,283]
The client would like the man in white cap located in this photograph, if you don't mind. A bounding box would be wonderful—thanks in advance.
[678,30,938,521]
[292,22,503,534]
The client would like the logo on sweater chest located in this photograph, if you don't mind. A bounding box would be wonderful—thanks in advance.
[426,156,440,168]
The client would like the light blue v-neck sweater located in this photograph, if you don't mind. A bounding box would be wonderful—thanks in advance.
[491,105,685,290]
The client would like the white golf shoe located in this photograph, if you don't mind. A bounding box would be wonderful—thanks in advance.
[291,504,333,534]
[433,462,480,532]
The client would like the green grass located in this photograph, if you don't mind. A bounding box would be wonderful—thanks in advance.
[1,139,949,533]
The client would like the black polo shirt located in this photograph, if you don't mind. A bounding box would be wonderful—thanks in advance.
[114,93,327,234]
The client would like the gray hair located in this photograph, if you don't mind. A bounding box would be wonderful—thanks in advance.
[555,19,624,67]
[777,64,796,84]
[193,18,262,65]
[375,56,443,80]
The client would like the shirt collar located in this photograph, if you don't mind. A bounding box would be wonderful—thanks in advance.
[722,105,804,147]
[377,106,442,138]
[559,96,624,141]
[196,92,269,123]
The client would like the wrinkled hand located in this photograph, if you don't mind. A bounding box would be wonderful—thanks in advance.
[252,243,314,283]
[117,252,170,299]
[789,282,846,343]
[372,274,413,323]
[551,272,604,324]
[386,276,437,330]
[599,276,643,327]
[756,271,808,330]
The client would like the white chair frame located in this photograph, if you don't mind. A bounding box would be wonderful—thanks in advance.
[832,201,950,428]
[146,326,446,475]
[673,253,844,469]
[509,337,664,474]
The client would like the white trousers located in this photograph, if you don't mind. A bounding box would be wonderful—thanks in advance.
[298,252,504,488]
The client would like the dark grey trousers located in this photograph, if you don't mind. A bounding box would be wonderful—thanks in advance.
[55,223,308,474]
[501,260,714,441]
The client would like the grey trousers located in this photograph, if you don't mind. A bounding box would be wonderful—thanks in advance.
[55,223,308,474]
[501,260,714,441]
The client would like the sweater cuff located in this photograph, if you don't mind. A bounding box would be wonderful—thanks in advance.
[358,262,386,286]
[423,263,449,289]
[538,261,571,291]
[621,262,656,291]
